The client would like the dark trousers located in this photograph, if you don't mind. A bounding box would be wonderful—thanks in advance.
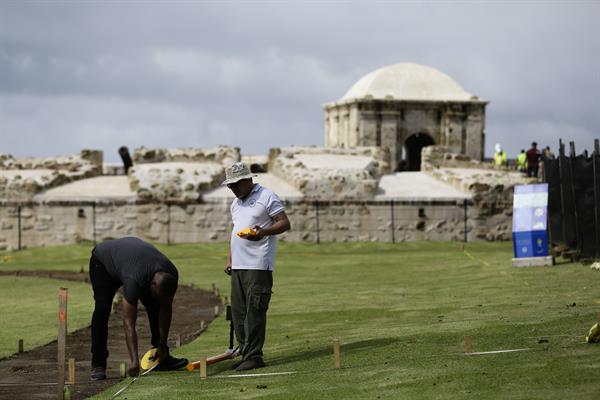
[230,269,272,361]
[89,256,160,368]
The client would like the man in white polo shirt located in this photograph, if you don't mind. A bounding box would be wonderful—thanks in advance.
[223,162,291,372]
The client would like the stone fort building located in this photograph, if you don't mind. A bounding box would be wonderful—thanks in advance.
[323,63,488,171]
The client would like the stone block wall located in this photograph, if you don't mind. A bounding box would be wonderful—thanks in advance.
[0,199,474,250]
[0,150,103,201]
[268,146,391,200]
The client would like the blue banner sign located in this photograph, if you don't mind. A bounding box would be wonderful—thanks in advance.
[512,184,549,258]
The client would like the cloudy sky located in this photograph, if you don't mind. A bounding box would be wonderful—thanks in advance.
[1,1,598,163]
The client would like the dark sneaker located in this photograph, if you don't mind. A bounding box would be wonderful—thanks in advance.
[235,358,265,372]
[90,366,106,381]
[231,360,243,370]
[156,355,189,371]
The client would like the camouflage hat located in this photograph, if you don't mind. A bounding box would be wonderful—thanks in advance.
[222,162,256,185]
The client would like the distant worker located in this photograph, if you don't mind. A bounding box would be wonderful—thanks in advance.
[517,149,527,173]
[526,142,541,178]
[493,144,508,168]
[118,146,133,174]
[89,237,188,380]
[543,146,555,160]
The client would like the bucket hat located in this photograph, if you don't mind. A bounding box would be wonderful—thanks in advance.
[222,162,256,185]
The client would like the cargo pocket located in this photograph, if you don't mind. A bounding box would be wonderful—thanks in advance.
[251,287,272,311]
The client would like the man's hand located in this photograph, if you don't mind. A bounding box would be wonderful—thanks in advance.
[225,251,232,275]
[128,361,140,377]
[245,225,265,241]
[151,343,169,364]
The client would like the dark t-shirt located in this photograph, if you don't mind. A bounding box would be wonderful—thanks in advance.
[526,148,540,167]
[92,237,178,304]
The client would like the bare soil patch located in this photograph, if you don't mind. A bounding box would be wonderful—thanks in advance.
[0,270,221,399]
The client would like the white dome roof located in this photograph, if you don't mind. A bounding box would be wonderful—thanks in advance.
[341,63,478,102]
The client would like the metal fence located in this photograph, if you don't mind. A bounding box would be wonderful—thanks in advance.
[545,139,600,259]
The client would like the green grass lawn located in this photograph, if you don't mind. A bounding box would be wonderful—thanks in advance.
[0,276,93,359]
[2,241,600,399]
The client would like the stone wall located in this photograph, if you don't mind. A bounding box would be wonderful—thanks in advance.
[132,146,240,165]
[0,150,103,201]
[0,199,474,251]
[421,145,534,240]
[127,146,241,202]
[268,146,391,200]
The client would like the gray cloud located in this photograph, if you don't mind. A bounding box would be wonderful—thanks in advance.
[1,1,599,162]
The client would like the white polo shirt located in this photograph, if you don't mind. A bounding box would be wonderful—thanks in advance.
[230,184,285,271]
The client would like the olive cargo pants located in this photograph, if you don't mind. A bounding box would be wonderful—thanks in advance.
[230,269,272,361]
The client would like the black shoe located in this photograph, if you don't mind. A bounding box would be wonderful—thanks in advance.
[231,360,243,370]
[156,355,189,371]
[90,366,106,380]
[235,358,265,372]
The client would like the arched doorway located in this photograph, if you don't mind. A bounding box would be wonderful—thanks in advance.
[404,133,435,171]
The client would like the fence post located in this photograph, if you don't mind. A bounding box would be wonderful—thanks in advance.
[167,202,171,246]
[594,139,600,259]
[17,205,22,250]
[558,140,567,246]
[92,202,97,245]
[568,142,580,254]
[315,200,320,244]
[463,199,468,243]
[390,200,395,244]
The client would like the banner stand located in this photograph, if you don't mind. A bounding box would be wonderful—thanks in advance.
[511,184,554,267]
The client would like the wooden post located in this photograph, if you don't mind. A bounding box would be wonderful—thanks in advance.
[214,305,219,317]
[199,356,207,379]
[120,362,127,378]
[333,338,341,369]
[68,358,75,385]
[18,339,23,353]
[57,288,68,400]
[465,336,472,353]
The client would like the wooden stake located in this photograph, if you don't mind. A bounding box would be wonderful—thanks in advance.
[465,336,472,353]
[119,362,127,378]
[18,339,23,353]
[68,358,75,385]
[333,338,341,369]
[199,356,207,379]
[214,305,219,317]
[176,334,181,348]
[57,288,68,400]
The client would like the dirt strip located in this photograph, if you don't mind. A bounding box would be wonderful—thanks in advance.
[0,270,221,400]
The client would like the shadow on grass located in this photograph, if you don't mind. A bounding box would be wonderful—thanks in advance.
[266,337,402,368]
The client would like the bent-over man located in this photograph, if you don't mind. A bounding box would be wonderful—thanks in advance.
[89,236,187,380]
[223,162,291,371]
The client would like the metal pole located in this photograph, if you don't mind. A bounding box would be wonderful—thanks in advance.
[92,202,96,245]
[315,201,320,244]
[594,139,600,259]
[569,141,580,254]
[167,203,171,246]
[390,200,395,244]
[17,205,22,250]
[558,140,567,246]
[463,199,468,243]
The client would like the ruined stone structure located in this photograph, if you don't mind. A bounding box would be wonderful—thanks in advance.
[323,63,487,171]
